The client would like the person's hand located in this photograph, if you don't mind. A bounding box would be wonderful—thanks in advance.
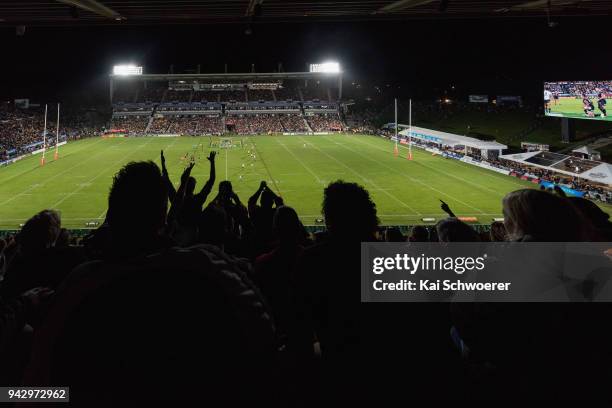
[259,180,267,190]
[161,150,166,166]
[181,162,195,181]
[207,151,216,162]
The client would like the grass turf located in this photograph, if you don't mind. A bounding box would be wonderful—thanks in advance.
[548,96,612,122]
[1,134,609,229]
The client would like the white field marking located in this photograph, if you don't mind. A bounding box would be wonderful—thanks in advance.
[0,138,107,186]
[347,135,524,194]
[275,140,325,184]
[97,209,107,220]
[0,138,121,207]
[334,135,486,214]
[299,137,422,216]
[50,137,155,209]
[334,136,506,197]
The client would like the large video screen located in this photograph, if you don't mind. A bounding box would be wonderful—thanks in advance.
[544,81,610,121]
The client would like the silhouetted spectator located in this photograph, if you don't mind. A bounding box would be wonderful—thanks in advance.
[489,221,507,242]
[1,211,85,298]
[409,225,429,242]
[502,189,591,241]
[436,218,480,242]
[290,181,378,404]
[254,206,306,336]
[106,161,171,258]
[569,197,612,241]
[198,205,228,249]
[384,227,405,242]
[249,181,284,254]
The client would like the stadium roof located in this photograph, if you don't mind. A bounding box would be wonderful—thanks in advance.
[500,151,612,185]
[572,145,599,155]
[2,0,612,26]
[398,126,507,151]
[110,72,341,81]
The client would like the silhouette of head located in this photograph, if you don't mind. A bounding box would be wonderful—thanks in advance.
[273,206,304,245]
[568,197,610,231]
[107,161,167,242]
[199,205,227,248]
[489,221,507,242]
[322,181,379,241]
[385,227,405,242]
[502,189,587,241]
[436,218,480,242]
[186,176,196,195]
[218,180,233,198]
[18,209,61,253]
[409,225,429,242]
[261,188,274,209]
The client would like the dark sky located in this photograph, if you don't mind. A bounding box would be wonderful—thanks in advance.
[1,14,611,105]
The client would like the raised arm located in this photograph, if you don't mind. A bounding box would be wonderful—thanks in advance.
[195,151,216,206]
[267,185,284,207]
[440,199,456,218]
[248,181,267,216]
[160,150,177,203]
[168,162,195,222]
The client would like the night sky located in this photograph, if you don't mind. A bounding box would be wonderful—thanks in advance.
[1,14,611,105]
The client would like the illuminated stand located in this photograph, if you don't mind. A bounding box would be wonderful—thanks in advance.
[108,63,343,104]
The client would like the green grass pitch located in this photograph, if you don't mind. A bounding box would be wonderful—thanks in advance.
[1,134,609,229]
[548,96,612,121]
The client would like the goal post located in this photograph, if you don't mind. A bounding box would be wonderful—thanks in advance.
[54,103,60,160]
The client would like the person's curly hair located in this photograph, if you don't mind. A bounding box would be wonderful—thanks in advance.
[322,181,379,240]
[107,161,167,236]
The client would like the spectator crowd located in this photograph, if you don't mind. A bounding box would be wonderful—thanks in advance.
[1,107,97,161]
[1,147,611,405]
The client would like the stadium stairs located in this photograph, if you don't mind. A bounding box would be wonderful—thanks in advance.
[303,116,313,132]
[144,116,155,133]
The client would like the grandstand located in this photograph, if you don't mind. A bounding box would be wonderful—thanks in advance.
[398,126,507,160]
[109,70,345,136]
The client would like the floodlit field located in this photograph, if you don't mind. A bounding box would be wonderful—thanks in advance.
[1,134,604,229]
[548,96,612,121]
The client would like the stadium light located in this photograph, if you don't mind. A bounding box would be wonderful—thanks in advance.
[310,61,341,74]
[113,65,143,76]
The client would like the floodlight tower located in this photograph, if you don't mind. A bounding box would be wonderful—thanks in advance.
[110,64,143,103]
[308,61,343,100]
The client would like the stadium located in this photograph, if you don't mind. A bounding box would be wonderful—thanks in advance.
[2,1,612,406]
[3,67,611,230]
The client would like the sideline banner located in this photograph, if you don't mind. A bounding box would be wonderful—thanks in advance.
[361,242,612,302]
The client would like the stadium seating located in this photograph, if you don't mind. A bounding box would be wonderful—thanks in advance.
[1,155,611,406]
